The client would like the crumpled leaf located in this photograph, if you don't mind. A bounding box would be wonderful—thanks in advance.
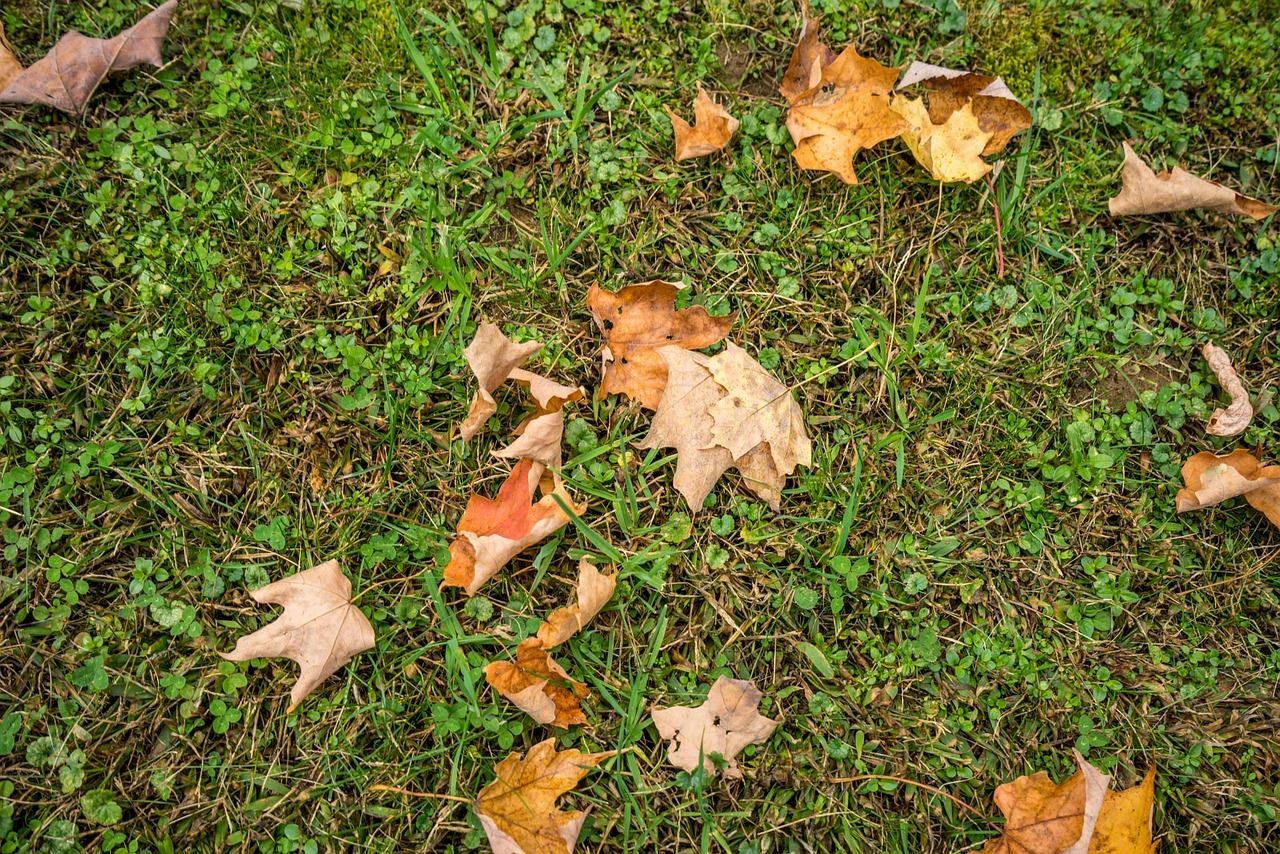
[1202,343,1253,437]
[650,676,779,779]
[443,458,587,595]
[461,323,543,440]
[778,1,836,105]
[1109,142,1278,220]
[783,16,911,185]
[667,85,739,160]
[588,280,734,411]
[890,96,991,182]
[536,559,616,649]
[493,369,585,470]
[1089,767,1157,854]
[474,738,611,854]
[895,61,1032,157]
[485,638,588,728]
[981,751,1110,854]
[1175,449,1280,529]
[0,1,178,115]
[219,559,376,712]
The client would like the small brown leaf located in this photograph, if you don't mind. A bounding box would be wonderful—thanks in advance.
[1109,142,1278,220]
[785,42,912,184]
[1175,449,1280,529]
[588,281,734,411]
[536,559,616,649]
[474,738,611,854]
[443,459,587,596]
[667,85,739,160]
[779,1,836,105]
[460,323,543,440]
[0,1,178,115]
[0,26,24,91]
[220,560,376,712]
[1202,343,1253,437]
[650,676,779,779]
[484,638,588,728]
[981,751,1110,854]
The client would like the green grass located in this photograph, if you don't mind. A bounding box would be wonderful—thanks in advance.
[2,0,1279,851]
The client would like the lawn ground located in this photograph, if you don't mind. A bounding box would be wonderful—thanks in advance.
[1,0,1279,852]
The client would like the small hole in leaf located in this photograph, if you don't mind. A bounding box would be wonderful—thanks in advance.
[713,716,721,726]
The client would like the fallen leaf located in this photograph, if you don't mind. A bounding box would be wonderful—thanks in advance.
[220,559,376,712]
[474,738,611,854]
[461,323,543,440]
[1089,766,1157,854]
[779,0,836,105]
[443,458,587,595]
[536,559,616,649]
[1175,449,1280,529]
[485,638,588,728]
[667,85,739,160]
[493,369,585,470]
[1202,343,1253,436]
[890,96,992,182]
[705,342,812,508]
[0,1,178,115]
[1109,142,1278,220]
[651,676,779,779]
[588,281,734,411]
[895,61,1032,157]
[785,39,912,184]
[982,751,1110,854]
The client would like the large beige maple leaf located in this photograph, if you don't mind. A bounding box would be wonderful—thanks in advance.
[474,739,612,854]
[220,560,376,711]
[650,676,779,780]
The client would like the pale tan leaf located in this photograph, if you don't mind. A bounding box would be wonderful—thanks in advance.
[1175,449,1280,529]
[493,369,585,470]
[667,85,739,160]
[536,559,617,649]
[461,323,543,440]
[474,739,611,854]
[1109,142,1278,220]
[219,559,376,711]
[1202,343,1253,437]
[650,676,779,779]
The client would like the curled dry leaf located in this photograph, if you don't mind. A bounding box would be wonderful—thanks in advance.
[895,62,1032,157]
[219,560,376,712]
[0,1,178,115]
[778,1,836,105]
[785,38,911,184]
[981,750,1109,854]
[1202,343,1253,436]
[1176,449,1280,530]
[650,676,779,779]
[485,638,588,728]
[667,85,739,160]
[461,323,543,440]
[588,280,734,411]
[474,738,611,854]
[493,369,585,470]
[891,96,992,183]
[537,559,617,649]
[443,458,587,596]
[1109,142,1279,220]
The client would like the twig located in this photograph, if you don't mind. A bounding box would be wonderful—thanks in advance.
[824,774,992,823]
[985,172,1006,278]
[369,784,472,803]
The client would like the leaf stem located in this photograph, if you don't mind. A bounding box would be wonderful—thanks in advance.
[823,774,992,823]
[369,784,472,803]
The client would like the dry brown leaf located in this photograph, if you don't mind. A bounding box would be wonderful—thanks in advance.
[474,738,611,854]
[982,751,1110,854]
[778,1,836,105]
[1202,343,1253,436]
[461,323,543,440]
[1176,449,1280,529]
[667,85,739,160]
[536,559,616,649]
[705,342,812,509]
[0,26,24,91]
[220,559,376,712]
[1109,142,1278,220]
[891,95,993,183]
[493,369,585,470]
[588,281,735,411]
[1089,767,1157,854]
[485,638,588,728]
[650,676,779,779]
[785,41,912,184]
[443,458,587,595]
[0,1,178,115]
[635,347,733,510]
[895,61,1032,157]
